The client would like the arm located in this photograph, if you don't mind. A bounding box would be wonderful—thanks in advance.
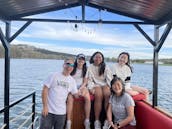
[85,68,95,91]
[42,85,49,117]
[116,106,135,128]
[80,77,88,88]
[105,66,113,87]
[107,103,116,129]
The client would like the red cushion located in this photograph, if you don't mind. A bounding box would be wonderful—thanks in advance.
[135,101,172,129]
[74,93,145,101]
[74,94,94,101]
[132,93,146,101]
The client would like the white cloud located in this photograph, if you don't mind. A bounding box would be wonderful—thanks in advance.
[1,19,172,59]
[18,22,152,48]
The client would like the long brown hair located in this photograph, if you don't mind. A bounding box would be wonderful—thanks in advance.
[89,51,106,76]
[71,55,87,78]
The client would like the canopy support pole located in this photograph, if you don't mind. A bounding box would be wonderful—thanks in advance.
[0,21,11,129]
[134,23,172,107]
[0,20,32,129]
[153,26,159,107]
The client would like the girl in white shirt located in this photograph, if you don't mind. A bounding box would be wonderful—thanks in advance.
[112,52,149,100]
[66,54,91,129]
[86,51,113,129]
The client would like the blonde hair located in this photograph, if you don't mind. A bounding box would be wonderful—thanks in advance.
[64,58,74,63]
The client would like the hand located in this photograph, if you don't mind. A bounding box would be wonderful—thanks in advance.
[42,106,48,117]
[78,89,83,96]
[113,124,119,129]
[114,126,118,129]
[108,121,116,129]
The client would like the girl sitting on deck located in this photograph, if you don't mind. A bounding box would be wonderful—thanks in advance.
[66,54,91,129]
[111,52,149,100]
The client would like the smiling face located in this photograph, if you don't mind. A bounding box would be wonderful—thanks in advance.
[118,53,129,66]
[93,53,103,66]
[63,59,74,75]
[111,79,124,96]
[77,57,85,68]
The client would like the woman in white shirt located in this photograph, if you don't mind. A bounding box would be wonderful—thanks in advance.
[112,52,149,100]
[66,54,91,129]
[86,51,113,129]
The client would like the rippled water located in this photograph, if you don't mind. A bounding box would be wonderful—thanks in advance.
[0,59,172,128]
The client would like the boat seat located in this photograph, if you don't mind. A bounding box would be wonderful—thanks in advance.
[135,101,172,129]
[70,93,146,129]
[132,93,146,101]
[70,95,94,129]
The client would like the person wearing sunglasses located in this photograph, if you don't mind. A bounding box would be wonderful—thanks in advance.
[66,54,91,129]
[40,58,78,129]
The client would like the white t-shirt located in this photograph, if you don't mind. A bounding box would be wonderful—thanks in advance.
[112,64,131,82]
[72,69,83,88]
[43,72,78,115]
[86,64,113,89]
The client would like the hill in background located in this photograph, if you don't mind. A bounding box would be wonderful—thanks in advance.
[0,44,116,62]
[0,44,75,59]
[0,44,172,64]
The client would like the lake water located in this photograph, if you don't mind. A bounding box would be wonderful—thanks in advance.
[0,59,172,128]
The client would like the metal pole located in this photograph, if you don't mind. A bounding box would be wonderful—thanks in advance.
[32,92,35,129]
[4,21,11,129]
[152,25,159,107]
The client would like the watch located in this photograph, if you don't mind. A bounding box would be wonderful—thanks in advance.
[117,122,120,128]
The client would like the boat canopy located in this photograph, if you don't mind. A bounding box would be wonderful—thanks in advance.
[0,0,172,25]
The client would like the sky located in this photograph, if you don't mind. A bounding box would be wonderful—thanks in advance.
[0,6,172,59]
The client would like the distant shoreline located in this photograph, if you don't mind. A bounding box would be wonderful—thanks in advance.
[1,44,172,65]
[1,58,172,66]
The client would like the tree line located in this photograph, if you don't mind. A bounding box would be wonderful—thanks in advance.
[0,44,172,64]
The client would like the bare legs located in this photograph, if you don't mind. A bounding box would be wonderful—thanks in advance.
[80,87,91,120]
[94,87,103,120]
[125,85,149,101]
[66,88,91,129]
[66,86,111,129]
[93,85,111,121]
[131,85,149,100]
[102,86,111,111]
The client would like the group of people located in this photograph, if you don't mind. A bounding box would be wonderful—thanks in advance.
[40,51,149,129]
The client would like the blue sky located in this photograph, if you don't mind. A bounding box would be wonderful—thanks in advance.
[0,6,172,59]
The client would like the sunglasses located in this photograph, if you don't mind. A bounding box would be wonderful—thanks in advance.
[65,62,74,67]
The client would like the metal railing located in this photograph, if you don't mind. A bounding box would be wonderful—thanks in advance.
[0,91,36,129]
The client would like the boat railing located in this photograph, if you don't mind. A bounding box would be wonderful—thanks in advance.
[0,91,38,129]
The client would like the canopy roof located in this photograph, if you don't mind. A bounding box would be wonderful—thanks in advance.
[0,0,172,25]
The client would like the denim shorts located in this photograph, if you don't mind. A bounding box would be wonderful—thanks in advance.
[40,113,66,129]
